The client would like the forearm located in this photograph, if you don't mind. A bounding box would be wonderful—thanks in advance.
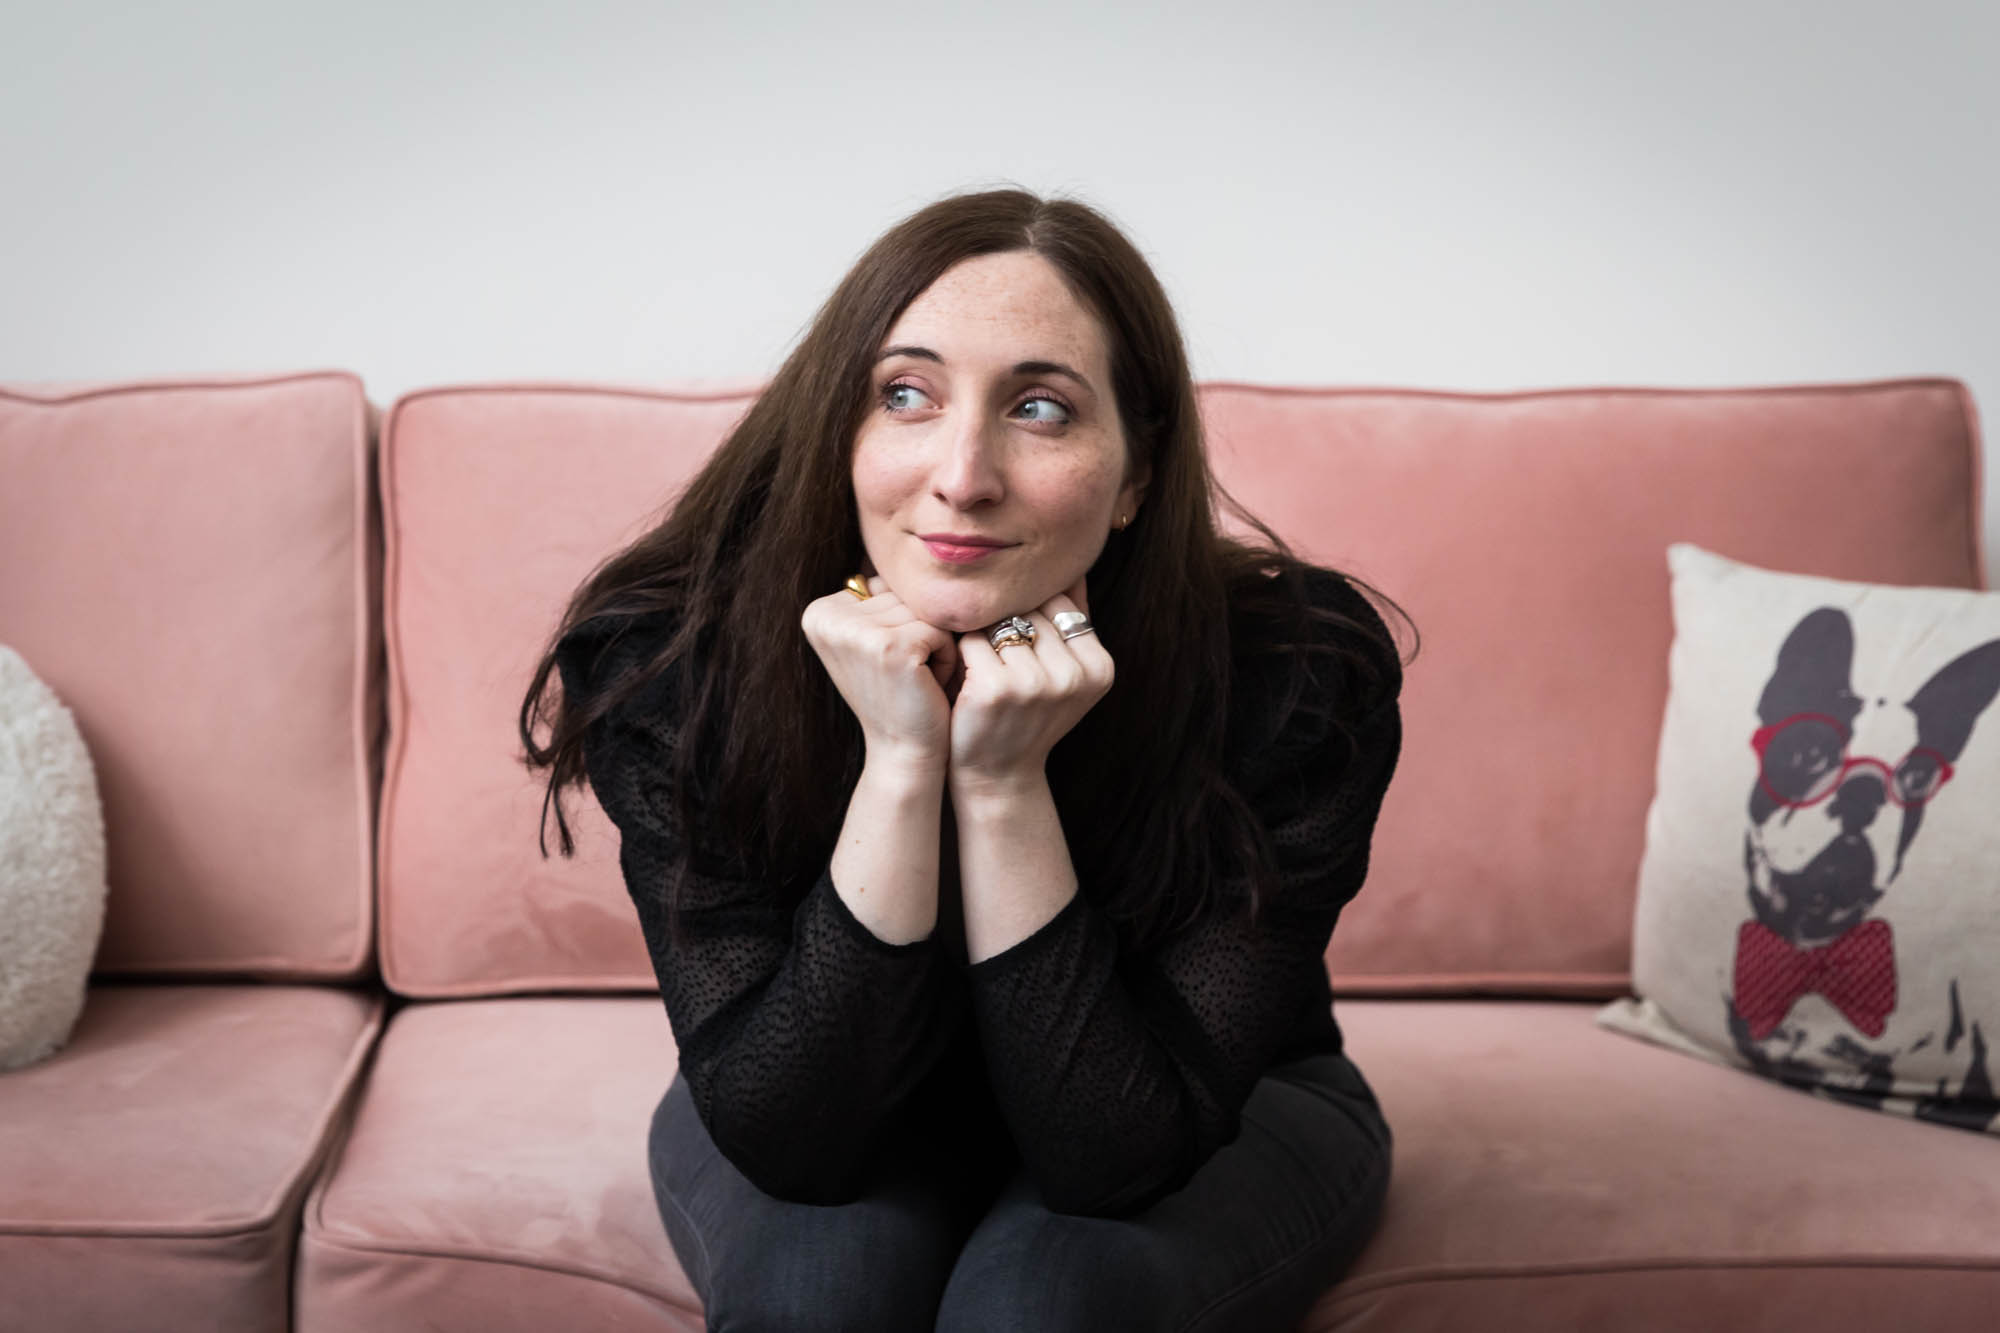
[683,860,962,1202]
[952,771,1078,964]
[829,753,946,945]
[950,775,1220,1215]
[694,744,952,1198]
[680,751,956,1196]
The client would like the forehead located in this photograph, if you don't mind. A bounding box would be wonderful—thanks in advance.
[885,251,1107,372]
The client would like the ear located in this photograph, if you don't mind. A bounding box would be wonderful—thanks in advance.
[1747,607,1861,828]
[1116,458,1152,523]
[1756,607,1861,730]
[1908,638,2000,763]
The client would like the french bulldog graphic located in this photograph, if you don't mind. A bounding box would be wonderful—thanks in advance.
[1728,606,2000,1131]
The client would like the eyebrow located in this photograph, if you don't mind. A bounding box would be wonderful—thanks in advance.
[875,344,1096,398]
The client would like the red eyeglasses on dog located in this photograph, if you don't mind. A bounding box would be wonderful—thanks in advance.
[1750,711,1954,809]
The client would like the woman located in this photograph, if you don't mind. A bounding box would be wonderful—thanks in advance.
[522,186,1415,1332]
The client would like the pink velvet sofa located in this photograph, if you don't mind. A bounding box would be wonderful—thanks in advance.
[2,370,1994,1332]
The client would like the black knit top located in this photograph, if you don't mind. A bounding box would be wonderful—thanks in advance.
[556,565,1401,1218]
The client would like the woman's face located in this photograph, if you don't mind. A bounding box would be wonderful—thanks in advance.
[851,250,1148,633]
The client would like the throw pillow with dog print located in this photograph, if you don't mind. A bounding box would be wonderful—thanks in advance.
[1597,542,1999,1135]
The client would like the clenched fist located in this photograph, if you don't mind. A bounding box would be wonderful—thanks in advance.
[947,576,1113,795]
[800,575,963,774]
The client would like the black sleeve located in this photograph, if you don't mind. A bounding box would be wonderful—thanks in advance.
[963,569,1403,1216]
[556,623,965,1204]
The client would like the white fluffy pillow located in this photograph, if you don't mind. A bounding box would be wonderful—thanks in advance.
[0,644,107,1071]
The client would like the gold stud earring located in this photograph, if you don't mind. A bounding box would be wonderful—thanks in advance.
[1114,512,1130,531]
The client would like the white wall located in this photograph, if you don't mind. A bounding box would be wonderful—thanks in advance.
[5,0,1995,581]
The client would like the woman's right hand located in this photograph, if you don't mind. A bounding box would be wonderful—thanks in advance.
[800,575,960,772]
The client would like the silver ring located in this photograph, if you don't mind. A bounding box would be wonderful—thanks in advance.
[1053,610,1094,641]
[988,615,1036,651]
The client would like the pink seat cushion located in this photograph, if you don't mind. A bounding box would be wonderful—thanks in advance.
[1306,1000,2000,1330]
[293,996,2000,1332]
[0,373,381,979]
[296,995,696,1330]
[0,984,383,1332]
[1203,379,1984,994]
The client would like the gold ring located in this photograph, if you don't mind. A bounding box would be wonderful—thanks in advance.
[987,616,1037,651]
[844,574,872,601]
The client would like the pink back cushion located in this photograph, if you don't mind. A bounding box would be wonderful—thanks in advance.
[1203,378,1985,994]
[0,372,380,979]
[378,382,765,995]
[379,377,1984,997]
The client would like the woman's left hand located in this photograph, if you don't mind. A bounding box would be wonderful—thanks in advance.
[948,576,1113,796]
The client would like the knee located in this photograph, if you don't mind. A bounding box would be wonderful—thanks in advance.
[693,1192,961,1333]
[705,1270,934,1333]
[650,1079,963,1332]
[700,1226,956,1333]
[936,1211,1172,1333]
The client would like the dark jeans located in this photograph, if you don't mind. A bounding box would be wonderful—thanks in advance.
[647,1050,1392,1332]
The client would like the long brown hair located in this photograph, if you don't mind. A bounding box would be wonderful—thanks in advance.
[519,185,1416,953]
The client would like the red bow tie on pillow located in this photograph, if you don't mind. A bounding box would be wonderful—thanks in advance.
[1732,918,1897,1041]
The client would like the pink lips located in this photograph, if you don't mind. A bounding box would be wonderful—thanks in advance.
[918,533,1013,564]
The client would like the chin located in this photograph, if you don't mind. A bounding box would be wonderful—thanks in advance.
[897,581,1017,634]
[914,597,1003,634]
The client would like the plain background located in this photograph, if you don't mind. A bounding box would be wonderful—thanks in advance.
[4,0,1994,583]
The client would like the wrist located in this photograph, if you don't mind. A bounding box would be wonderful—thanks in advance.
[948,764,1050,811]
[861,746,949,793]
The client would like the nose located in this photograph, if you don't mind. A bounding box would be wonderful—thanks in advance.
[1828,771,1885,833]
[930,409,1005,510]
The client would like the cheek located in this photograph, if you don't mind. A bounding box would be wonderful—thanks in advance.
[850,442,913,523]
[1030,459,1121,539]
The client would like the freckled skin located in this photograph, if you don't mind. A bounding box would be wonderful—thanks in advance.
[851,251,1147,634]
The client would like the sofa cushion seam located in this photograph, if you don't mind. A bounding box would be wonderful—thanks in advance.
[299,1227,695,1308]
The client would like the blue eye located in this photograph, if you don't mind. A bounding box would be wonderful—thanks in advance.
[1017,393,1073,425]
[881,381,929,414]
[878,380,1074,427]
